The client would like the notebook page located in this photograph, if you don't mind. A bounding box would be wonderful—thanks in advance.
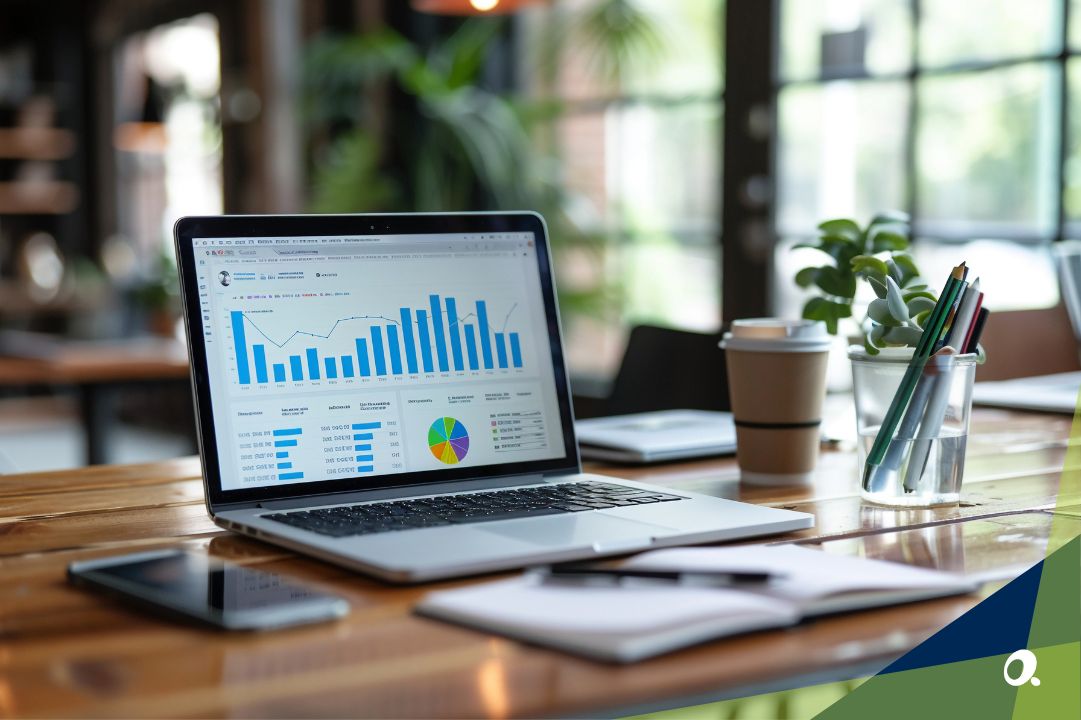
[623,545,970,601]
[419,574,795,635]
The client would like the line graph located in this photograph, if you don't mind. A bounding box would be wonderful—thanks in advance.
[230,294,525,386]
[236,303,519,350]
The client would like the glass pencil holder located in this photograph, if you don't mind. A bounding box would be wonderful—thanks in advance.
[849,346,978,508]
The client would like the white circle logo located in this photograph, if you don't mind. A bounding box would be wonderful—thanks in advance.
[1003,649,1040,687]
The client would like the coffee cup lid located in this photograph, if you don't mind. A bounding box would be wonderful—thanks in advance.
[720,318,833,353]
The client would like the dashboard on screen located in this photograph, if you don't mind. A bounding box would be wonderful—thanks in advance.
[190,231,567,492]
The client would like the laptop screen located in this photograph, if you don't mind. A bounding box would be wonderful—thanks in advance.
[181,216,574,500]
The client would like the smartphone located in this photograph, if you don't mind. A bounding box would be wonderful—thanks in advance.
[68,549,349,631]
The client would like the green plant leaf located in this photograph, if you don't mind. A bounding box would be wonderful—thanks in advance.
[794,267,818,288]
[802,297,851,335]
[906,296,936,316]
[795,235,859,265]
[851,255,889,280]
[867,298,901,326]
[868,276,888,299]
[813,265,857,299]
[866,323,888,354]
[892,253,920,285]
[886,259,903,285]
[882,325,923,346]
[913,309,932,328]
[817,218,861,240]
[885,276,910,322]
[871,230,909,253]
[903,289,936,303]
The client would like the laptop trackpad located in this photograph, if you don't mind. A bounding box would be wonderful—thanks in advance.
[478,513,676,548]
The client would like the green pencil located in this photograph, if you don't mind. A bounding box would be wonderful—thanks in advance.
[863,262,967,492]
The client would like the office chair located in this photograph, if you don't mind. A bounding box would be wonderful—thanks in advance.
[601,324,730,416]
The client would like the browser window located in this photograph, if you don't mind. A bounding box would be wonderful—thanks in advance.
[192,232,566,491]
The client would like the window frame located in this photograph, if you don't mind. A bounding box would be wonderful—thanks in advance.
[769,0,1074,249]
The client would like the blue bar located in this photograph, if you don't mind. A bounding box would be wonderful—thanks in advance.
[341,355,355,378]
[277,462,292,470]
[324,356,338,379]
[386,325,403,374]
[272,428,302,436]
[273,363,286,382]
[416,310,434,372]
[279,472,305,481]
[275,451,288,459]
[495,332,508,369]
[400,309,419,373]
[353,432,374,441]
[253,344,268,383]
[477,301,494,369]
[274,439,297,448]
[354,444,372,451]
[357,465,374,473]
[445,297,464,371]
[355,338,371,376]
[371,326,387,376]
[509,333,523,368]
[351,422,382,430]
[430,294,449,371]
[231,311,251,384]
[289,355,303,381]
[464,324,479,370]
[306,348,320,380]
[355,454,374,462]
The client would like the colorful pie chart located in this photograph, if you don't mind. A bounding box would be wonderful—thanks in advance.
[428,417,470,464]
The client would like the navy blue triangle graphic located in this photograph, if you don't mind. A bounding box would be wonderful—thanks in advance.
[881,557,1044,674]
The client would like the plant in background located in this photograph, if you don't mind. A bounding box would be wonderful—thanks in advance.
[300,0,668,320]
[793,212,939,355]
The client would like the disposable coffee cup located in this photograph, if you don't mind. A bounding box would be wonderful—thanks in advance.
[720,319,832,486]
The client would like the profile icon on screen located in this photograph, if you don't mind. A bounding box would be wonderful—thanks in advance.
[218,270,232,287]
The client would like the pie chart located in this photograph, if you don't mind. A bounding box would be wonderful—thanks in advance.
[428,417,470,465]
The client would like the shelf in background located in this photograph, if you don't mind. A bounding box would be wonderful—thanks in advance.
[0,180,78,214]
[0,127,76,160]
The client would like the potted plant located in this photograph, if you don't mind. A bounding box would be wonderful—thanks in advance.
[793,211,937,354]
[794,212,985,505]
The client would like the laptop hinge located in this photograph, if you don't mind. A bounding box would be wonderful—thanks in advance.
[257,474,548,510]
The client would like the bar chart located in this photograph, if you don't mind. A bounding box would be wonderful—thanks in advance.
[230,294,525,387]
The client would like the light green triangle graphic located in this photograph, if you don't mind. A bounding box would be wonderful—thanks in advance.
[1011,642,1081,720]
[628,678,866,720]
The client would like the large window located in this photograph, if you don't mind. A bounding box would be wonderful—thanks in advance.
[774,0,1071,319]
[519,0,723,376]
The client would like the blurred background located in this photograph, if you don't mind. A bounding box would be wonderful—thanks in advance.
[0,0,1076,472]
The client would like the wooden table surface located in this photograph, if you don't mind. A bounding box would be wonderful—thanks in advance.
[1,408,1078,718]
[0,338,189,385]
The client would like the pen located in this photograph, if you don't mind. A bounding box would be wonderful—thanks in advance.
[539,567,778,586]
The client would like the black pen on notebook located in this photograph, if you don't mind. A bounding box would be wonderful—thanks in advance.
[538,566,780,587]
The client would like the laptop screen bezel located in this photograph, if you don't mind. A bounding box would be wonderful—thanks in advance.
[175,212,580,509]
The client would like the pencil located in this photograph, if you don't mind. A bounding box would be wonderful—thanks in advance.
[864,263,967,492]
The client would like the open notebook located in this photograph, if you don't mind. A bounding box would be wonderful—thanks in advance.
[416,545,977,663]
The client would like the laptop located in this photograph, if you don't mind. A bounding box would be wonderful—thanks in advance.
[972,240,1081,415]
[175,212,812,582]
[576,410,737,463]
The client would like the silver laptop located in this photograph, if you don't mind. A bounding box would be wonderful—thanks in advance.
[175,212,812,582]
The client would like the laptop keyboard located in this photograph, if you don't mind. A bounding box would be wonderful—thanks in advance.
[262,481,683,538]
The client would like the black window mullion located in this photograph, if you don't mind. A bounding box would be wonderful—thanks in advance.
[1056,0,1071,245]
[906,0,921,234]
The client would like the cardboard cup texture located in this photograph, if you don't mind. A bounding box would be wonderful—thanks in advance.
[722,321,831,486]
